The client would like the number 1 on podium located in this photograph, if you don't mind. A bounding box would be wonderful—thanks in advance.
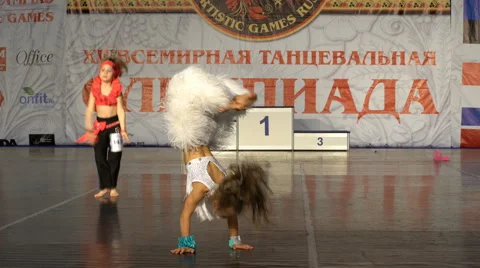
[260,115,269,136]
[238,107,293,150]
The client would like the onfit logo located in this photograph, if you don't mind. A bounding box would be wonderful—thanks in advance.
[190,0,325,41]
[19,87,55,108]
[0,47,6,71]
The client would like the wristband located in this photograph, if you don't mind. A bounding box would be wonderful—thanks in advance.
[178,235,196,249]
[228,235,242,248]
[120,130,126,134]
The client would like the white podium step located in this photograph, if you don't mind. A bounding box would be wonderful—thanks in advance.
[294,131,350,151]
[237,107,294,150]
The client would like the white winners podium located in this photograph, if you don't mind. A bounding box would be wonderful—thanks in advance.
[220,106,350,151]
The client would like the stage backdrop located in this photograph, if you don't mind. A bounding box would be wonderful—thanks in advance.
[4,0,479,148]
[0,0,66,146]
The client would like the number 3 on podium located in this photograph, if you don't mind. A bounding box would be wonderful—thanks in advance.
[260,116,269,136]
[317,137,323,146]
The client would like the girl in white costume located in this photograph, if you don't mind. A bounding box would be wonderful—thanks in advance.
[164,66,272,254]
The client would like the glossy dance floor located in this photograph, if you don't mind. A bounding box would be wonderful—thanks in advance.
[0,147,479,267]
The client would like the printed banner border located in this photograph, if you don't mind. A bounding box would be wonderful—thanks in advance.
[67,0,451,14]
[67,0,195,13]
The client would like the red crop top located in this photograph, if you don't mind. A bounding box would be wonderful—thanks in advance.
[91,76,123,106]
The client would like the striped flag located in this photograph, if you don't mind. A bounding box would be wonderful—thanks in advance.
[464,0,480,43]
[461,62,480,147]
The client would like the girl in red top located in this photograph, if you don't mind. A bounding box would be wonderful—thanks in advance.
[77,57,129,198]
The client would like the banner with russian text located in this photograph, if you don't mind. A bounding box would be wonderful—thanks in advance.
[0,0,66,146]
[63,0,453,147]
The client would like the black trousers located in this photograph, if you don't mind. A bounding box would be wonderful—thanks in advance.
[94,115,122,190]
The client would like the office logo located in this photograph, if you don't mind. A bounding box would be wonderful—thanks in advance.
[16,49,53,66]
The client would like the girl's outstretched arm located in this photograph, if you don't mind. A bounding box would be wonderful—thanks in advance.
[116,95,129,143]
[218,92,257,112]
[227,215,254,250]
[85,92,95,131]
[79,92,96,145]
[171,182,208,254]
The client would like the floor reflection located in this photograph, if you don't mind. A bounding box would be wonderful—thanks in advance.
[96,196,121,246]
[85,196,126,267]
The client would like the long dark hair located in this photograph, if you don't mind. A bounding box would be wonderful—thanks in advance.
[213,161,272,224]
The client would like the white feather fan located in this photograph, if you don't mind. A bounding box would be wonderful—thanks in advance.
[163,66,249,150]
